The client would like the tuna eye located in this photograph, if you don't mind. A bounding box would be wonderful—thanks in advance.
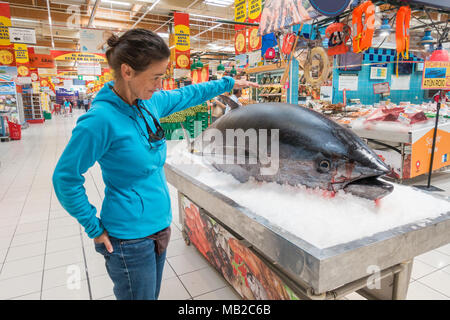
[318,159,331,172]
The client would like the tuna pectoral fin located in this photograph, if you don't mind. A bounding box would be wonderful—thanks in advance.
[343,177,394,200]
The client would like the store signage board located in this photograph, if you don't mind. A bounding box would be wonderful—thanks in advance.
[338,74,358,91]
[0,66,17,81]
[80,28,111,54]
[370,66,388,80]
[174,13,190,69]
[0,3,11,46]
[309,0,351,16]
[391,74,410,90]
[8,27,36,44]
[373,82,390,95]
[235,54,247,67]
[50,50,107,63]
[421,61,450,90]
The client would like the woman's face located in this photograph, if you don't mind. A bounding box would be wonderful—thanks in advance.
[125,59,169,101]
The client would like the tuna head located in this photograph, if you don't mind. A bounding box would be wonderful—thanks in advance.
[278,119,393,200]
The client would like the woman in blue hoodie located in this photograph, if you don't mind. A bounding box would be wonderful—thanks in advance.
[52,29,257,300]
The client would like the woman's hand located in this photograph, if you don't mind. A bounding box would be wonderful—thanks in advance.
[94,230,114,253]
[233,79,260,89]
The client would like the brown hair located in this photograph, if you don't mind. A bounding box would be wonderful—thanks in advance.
[106,28,170,79]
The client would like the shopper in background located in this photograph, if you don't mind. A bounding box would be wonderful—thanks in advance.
[83,98,89,112]
[226,88,243,114]
[52,28,258,300]
[63,98,71,117]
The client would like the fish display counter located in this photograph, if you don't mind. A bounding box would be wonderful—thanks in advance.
[164,142,450,300]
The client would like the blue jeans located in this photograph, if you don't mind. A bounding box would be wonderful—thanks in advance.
[94,237,167,300]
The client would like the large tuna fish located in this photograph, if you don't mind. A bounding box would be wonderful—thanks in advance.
[187,97,393,201]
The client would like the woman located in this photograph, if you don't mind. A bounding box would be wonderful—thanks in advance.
[63,98,71,117]
[52,28,257,300]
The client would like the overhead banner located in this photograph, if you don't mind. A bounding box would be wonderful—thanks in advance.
[235,29,247,55]
[50,50,107,63]
[422,61,450,90]
[14,43,29,64]
[247,26,262,51]
[235,0,247,30]
[248,0,262,23]
[0,46,15,66]
[0,3,11,46]
[174,12,190,69]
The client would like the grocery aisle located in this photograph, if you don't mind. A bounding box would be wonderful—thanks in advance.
[0,111,449,300]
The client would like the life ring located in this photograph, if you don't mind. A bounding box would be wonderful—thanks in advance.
[396,5,411,60]
[352,0,375,53]
[304,47,330,88]
[325,22,351,56]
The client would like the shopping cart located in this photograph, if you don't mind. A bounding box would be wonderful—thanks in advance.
[53,104,62,115]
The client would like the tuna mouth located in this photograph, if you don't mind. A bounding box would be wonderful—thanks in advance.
[343,176,394,200]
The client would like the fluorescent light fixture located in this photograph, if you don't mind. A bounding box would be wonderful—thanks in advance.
[222,47,235,52]
[192,23,223,39]
[157,32,169,38]
[204,0,234,7]
[11,18,40,23]
[147,0,161,11]
[102,0,131,7]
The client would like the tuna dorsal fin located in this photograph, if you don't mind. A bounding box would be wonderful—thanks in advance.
[180,123,194,153]
[217,94,240,110]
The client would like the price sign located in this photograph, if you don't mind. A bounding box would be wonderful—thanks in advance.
[422,61,450,90]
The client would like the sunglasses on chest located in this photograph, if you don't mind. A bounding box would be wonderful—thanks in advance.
[110,85,165,145]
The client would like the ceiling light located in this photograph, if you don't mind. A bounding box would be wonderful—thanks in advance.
[204,0,234,7]
[420,28,436,52]
[102,0,131,7]
[157,32,169,38]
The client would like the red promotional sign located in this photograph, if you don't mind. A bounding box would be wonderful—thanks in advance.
[235,30,247,55]
[29,53,55,68]
[0,45,15,65]
[174,12,190,69]
[247,26,261,51]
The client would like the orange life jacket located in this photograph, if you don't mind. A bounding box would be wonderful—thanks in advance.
[325,22,351,56]
[352,1,375,53]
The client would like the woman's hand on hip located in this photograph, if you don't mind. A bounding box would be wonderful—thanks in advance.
[233,79,260,89]
[94,230,114,253]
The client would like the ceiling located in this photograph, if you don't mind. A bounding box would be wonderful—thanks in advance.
[6,0,239,56]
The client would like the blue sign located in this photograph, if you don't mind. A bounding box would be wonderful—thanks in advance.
[308,0,351,16]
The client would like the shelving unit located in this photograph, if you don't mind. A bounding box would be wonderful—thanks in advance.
[22,92,44,123]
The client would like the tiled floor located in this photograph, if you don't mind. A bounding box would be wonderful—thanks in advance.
[0,109,449,300]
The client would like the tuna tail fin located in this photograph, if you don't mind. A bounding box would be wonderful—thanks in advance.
[217,94,240,110]
[180,123,194,153]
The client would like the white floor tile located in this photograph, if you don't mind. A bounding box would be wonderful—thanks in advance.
[0,255,44,280]
[411,259,439,280]
[14,220,48,235]
[85,255,108,278]
[46,234,82,254]
[162,261,177,280]
[344,292,367,300]
[0,271,42,300]
[10,230,46,248]
[436,243,450,256]
[166,238,198,258]
[90,274,114,300]
[407,281,449,300]
[44,247,84,270]
[11,292,41,300]
[442,265,450,275]
[41,279,90,300]
[42,262,87,290]
[179,266,228,298]
[415,250,450,269]
[417,270,450,297]
[194,286,241,300]
[47,224,80,240]
[167,249,210,276]
[5,241,46,262]
[159,277,191,300]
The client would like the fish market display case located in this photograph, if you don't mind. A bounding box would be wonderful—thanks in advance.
[165,163,450,300]
[350,121,450,181]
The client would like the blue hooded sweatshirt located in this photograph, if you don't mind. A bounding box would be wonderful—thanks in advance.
[53,77,235,240]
